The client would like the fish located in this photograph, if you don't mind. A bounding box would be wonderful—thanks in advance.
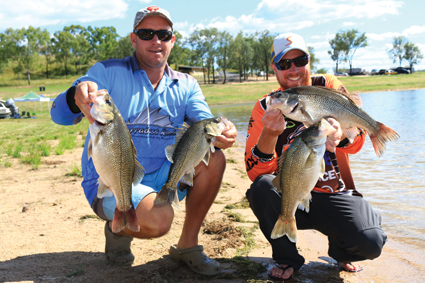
[154,117,229,209]
[88,90,145,233]
[270,118,337,242]
[267,86,400,157]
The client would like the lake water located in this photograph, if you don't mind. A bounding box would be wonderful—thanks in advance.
[211,88,425,249]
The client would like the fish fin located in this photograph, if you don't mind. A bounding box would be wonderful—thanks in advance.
[270,216,297,242]
[271,175,282,192]
[369,122,400,157]
[154,185,180,210]
[342,127,359,144]
[276,150,287,175]
[313,86,363,107]
[88,138,92,159]
[175,122,190,142]
[165,144,176,163]
[299,107,315,125]
[111,206,140,233]
[210,143,216,153]
[298,194,312,213]
[180,169,195,186]
[97,180,113,198]
[320,159,326,179]
[132,160,145,185]
[202,150,211,166]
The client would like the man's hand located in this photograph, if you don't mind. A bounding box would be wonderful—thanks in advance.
[214,120,237,150]
[75,81,99,124]
[325,117,343,152]
[256,109,286,155]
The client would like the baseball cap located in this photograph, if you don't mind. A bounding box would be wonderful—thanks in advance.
[271,33,309,63]
[133,6,173,32]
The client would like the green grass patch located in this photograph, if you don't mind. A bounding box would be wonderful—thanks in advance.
[66,164,83,177]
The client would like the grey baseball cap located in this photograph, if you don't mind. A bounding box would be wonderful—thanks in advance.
[133,6,173,32]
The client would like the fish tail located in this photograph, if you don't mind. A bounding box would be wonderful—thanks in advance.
[154,185,180,210]
[369,122,400,157]
[111,206,140,233]
[270,216,298,243]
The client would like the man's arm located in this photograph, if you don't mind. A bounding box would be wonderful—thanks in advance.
[245,98,285,182]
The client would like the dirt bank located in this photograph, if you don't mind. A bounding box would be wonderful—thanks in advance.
[1,142,424,282]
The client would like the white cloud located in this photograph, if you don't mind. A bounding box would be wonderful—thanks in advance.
[0,0,128,30]
[366,31,401,41]
[343,22,356,27]
[402,25,425,36]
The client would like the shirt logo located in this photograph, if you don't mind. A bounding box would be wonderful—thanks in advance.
[147,6,160,12]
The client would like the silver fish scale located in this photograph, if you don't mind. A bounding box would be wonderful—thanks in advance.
[167,119,214,187]
[296,87,379,133]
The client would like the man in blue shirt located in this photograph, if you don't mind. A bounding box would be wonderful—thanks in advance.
[50,6,237,276]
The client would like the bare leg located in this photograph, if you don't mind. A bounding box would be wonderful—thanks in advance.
[177,150,226,249]
[116,193,174,238]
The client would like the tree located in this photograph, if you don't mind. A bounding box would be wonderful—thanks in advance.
[20,26,48,85]
[307,46,320,73]
[187,29,210,84]
[65,25,90,75]
[339,29,367,75]
[253,30,274,80]
[114,34,135,59]
[328,32,346,73]
[87,26,119,61]
[388,36,408,67]
[403,42,423,71]
[230,31,253,83]
[39,32,54,79]
[216,31,233,84]
[168,31,191,70]
[52,30,73,78]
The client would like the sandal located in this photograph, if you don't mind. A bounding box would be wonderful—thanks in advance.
[169,244,220,276]
[338,262,363,272]
[104,222,134,266]
[268,262,294,281]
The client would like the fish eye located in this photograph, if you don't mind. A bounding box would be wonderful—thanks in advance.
[105,99,112,105]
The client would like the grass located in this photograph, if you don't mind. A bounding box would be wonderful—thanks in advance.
[1,71,423,170]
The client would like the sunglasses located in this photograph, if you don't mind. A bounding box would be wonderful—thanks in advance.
[134,29,173,41]
[274,55,309,71]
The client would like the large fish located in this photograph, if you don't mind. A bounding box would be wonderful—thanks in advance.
[267,86,399,157]
[271,118,337,242]
[88,90,145,233]
[154,117,229,209]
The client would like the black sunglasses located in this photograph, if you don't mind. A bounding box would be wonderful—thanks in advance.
[275,55,309,71]
[134,29,173,42]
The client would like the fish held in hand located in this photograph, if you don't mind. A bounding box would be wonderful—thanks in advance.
[88,90,145,233]
[267,86,399,157]
[154,117,229,209]
[271,118,337,242]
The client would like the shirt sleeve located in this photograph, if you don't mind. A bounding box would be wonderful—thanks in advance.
[244,97,278,182]
[184,80,213,124]
[50,63,110,126]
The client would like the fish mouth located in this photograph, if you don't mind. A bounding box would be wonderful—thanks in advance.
[289,102,299,114]
[94,119,107,127]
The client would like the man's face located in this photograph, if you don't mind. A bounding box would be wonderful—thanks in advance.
[271,49,311,90]
[130,16,175,69]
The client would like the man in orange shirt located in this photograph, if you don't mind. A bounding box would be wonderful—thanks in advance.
[245,33,387,281]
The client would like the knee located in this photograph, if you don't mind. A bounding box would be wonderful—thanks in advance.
[140,205,174,238]
[345,228,387,260]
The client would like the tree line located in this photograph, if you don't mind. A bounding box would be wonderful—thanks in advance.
[328,29,423,74]
[0,26,324,85]
[2,25,421,86]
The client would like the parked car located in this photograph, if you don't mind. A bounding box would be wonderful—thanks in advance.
[370,69,378,75]
[0,101,12,119]
[394,67,410,74]
[256,71,265,77]
[378,69,386,75]
[335,72,349,76]
[385,69,397,75]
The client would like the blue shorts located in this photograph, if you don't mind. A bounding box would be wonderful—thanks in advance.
[91,161,187,221]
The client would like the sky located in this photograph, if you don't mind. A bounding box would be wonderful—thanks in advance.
[1,0,424,72]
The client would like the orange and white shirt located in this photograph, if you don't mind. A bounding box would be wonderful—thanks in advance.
[244,74,366,194]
